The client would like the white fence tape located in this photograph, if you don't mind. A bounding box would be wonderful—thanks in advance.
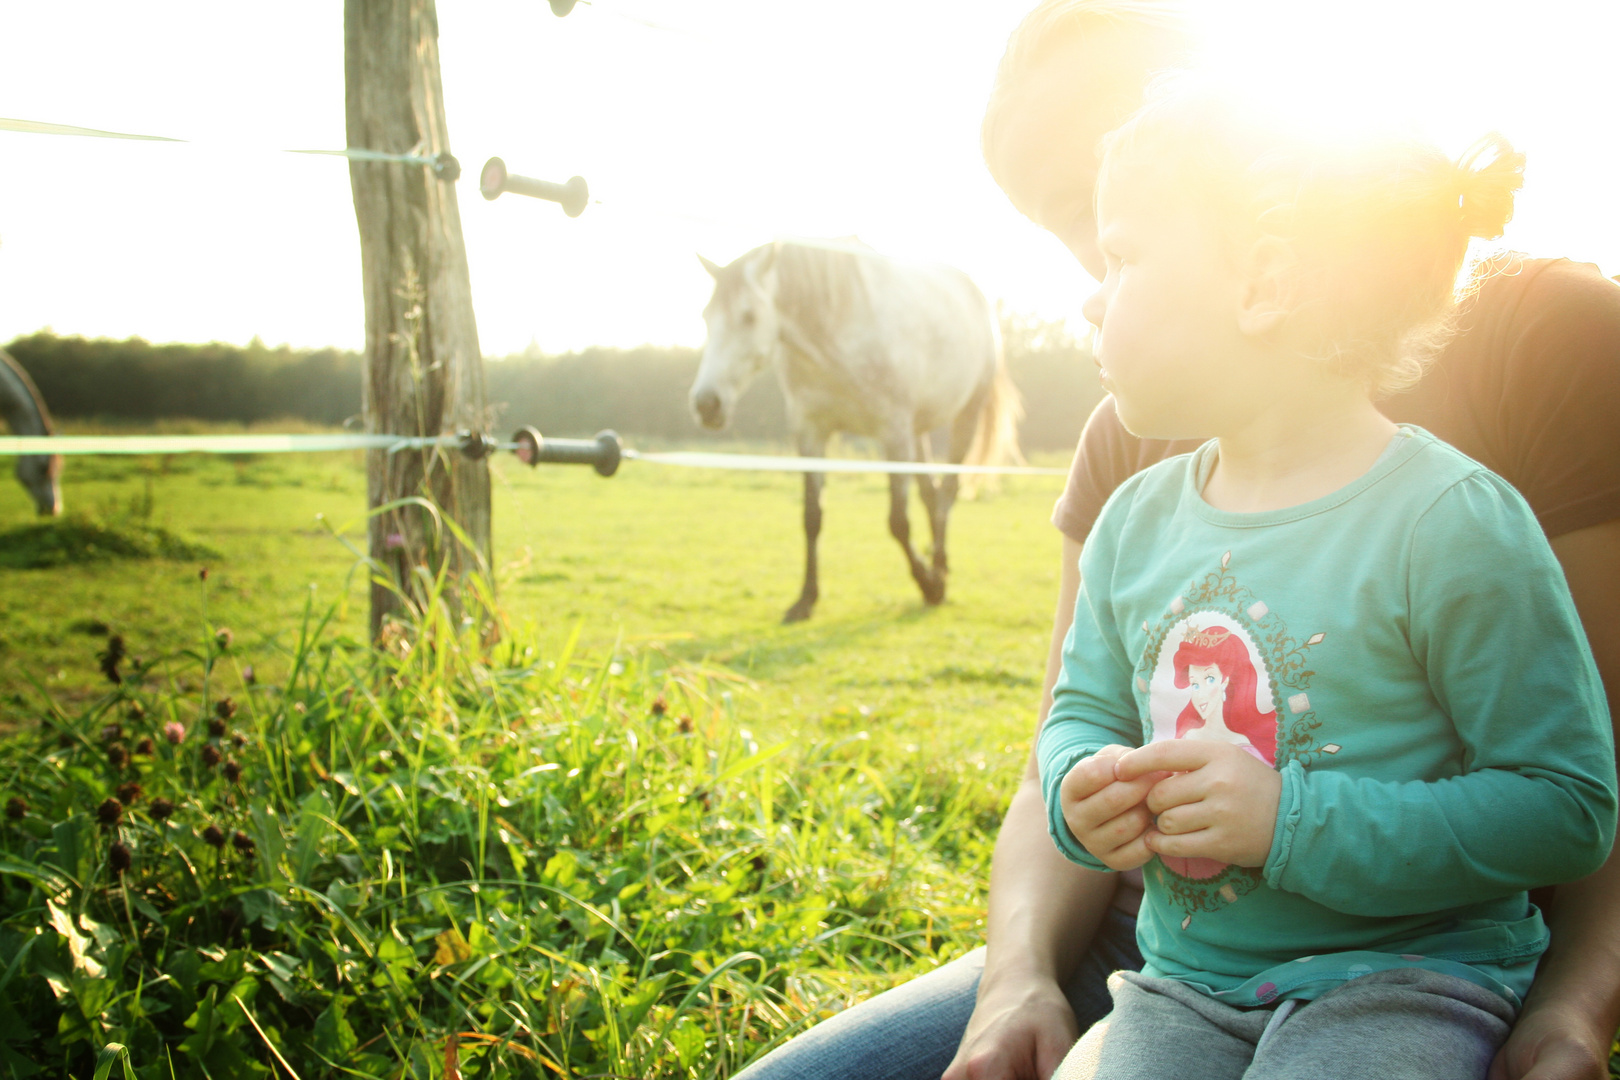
[0,434,1066,476]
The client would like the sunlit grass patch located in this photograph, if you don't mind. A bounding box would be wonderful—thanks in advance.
[0,579,994,1078]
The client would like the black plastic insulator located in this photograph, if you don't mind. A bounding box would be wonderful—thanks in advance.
[458,430,498,460]
[511,427,621,477]
[431,152,462,183]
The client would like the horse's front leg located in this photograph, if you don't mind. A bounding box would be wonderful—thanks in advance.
[784,432,827,623]
[886,434,945,606]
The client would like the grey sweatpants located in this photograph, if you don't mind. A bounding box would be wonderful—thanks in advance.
[1056,968,1516,1080]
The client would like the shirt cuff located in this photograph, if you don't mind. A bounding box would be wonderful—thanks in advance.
[1263,759,1305,890]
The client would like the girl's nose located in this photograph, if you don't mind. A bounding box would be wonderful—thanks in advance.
[1081,283,1109,330]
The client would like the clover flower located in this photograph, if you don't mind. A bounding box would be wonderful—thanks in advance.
[149,798,175,821]
[109,842,132,874]
[97,798,123,826]
[164,722,186,745]
[203,825,226,848]
[116,781,142,805]
[200,744,221,768]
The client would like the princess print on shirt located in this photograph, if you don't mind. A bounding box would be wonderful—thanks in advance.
[1135,552,1332,918]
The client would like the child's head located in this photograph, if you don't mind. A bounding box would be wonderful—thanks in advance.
[982,1,1194,276]
[1084,79,1524,437]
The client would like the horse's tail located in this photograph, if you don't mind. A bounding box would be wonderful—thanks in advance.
[961,343,1024,495]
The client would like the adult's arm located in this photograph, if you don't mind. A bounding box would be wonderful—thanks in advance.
[942,537,1120,1080]
[1493,518,1620,1080]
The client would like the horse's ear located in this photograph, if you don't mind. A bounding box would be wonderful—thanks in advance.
[755,242,779,275]
[698,254,722,278]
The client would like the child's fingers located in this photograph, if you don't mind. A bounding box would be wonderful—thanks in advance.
[1115,740,1219,780]
[1101,831,1155,871]
[1144,769,1208,815]
[1144,826,1216,859]
[1087,802,1154,853]
[1152,800,1215,836]
[1059,746,1133,802]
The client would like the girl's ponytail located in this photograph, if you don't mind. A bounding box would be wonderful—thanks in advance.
[1455,133,1525,241]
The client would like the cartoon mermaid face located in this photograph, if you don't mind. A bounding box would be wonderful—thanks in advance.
[1172,627,1277,765]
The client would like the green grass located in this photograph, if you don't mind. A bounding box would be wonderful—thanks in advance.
[0,433,1070,1078]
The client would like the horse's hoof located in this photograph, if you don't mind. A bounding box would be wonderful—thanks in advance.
[921,579,947,606]
[783,601,814,623]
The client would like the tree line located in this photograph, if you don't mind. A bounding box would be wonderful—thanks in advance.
[4,313,1104,452]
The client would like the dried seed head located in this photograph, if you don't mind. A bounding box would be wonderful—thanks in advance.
[203,824,226,848]
[199,567,209,581]
[223,760,242,784]
[751,854,767,872]
[214,697,236,721]
[231,732,247,749]
[97,797,124,826]
[98,635,127,685]
[134,737,155,756]
[231,830,255,854]
[149,797,175,821]
[127,702,145,720]
[651,696,668,716]
[57,733,74,749]
[207,717,227,738]
[100,723,123,743]
[109,841,132,873]
[107,745,129,770]
[214,627,233,651]
[242,666,256,686]
[116,781,142,805]
[200,744,221,768]
[678,715,694,734]
[164,722,186,745]
[4,797,25,820]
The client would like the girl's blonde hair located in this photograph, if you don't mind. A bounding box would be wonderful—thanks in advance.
[1101,80,1525,394]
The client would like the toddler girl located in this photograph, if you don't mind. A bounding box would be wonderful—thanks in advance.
[1038,82,1617,1080]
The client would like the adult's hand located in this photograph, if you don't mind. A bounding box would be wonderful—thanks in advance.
[1488,1006,1611,1080]
[942,972,1080,1080]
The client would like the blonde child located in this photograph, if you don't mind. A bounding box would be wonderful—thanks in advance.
[1038,82,1617,1080]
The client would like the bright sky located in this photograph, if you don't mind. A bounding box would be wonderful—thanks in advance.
[1,1,1616,355]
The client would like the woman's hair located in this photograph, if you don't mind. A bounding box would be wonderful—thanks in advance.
[981,0,1193,175]
[1172,625,1278,765]
[1101,79,1525,394]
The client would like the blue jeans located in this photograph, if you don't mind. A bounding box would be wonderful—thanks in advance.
[734,907,1144,1080]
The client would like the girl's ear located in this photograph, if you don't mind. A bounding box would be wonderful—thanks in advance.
[1236,235,1298,337]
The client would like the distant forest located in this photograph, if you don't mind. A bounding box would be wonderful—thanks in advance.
[5,312,1104,452]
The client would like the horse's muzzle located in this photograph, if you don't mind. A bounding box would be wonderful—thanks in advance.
[692,388,725,429]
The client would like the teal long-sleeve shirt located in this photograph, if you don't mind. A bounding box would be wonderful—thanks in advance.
[1038,429,1616,1006]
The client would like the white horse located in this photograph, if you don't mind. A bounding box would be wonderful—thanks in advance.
[0,348,62,516]
[691,239,1021,622]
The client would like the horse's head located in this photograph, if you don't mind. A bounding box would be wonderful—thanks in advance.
[691,245,780,430]
[17,453,62,516]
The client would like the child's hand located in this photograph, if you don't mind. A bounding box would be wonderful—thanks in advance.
[1114,741,1282,868]
[1057,745,1164,871]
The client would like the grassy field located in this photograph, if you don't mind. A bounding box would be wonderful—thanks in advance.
[0,432,1072,1078]
[0,436,1067,772]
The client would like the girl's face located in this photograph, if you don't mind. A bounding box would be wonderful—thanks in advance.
[1082,165,1261,441]
[1186,662,1229,723]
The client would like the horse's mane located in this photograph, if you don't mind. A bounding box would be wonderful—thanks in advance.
[0,347,56,437]
[770,240,872,366]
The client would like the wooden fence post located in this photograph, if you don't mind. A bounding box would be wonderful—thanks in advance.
[345,0,491,640]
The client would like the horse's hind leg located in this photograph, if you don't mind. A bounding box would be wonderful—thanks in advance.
[914,432,953,579]
[784,432,826,623]
[886,432,945,606]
